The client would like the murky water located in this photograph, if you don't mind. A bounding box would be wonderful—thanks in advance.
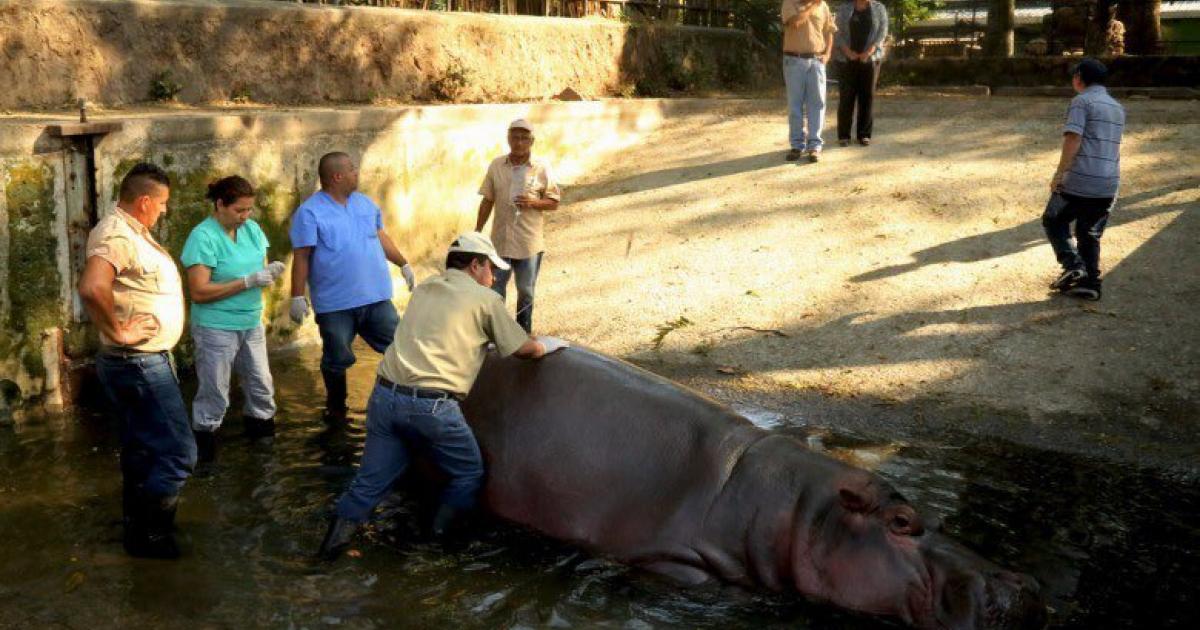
[1,347,1196,629]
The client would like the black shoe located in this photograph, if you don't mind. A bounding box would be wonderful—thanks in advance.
[785,149,804,161]
[321,370,349,424]
[838,139,850,147]
[317,517,359,561]
[858,138,871,146]
[125,494,180,559]
[808,150,822,163]
[1065,281,1102,301]
[194,430,217,464]
[1050,267,1087,292]
[243,416,276,439]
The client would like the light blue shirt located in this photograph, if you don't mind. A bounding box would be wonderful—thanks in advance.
[288,191,392,314]
[180,217,269,331]
[1062,85,1124,199]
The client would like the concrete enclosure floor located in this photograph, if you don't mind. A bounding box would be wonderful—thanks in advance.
[525,95,1199,466]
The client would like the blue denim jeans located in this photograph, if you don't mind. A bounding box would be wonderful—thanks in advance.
[314,300,399,374]
[335,383,484,522]
[1042,192,1114,280]
[783,56,828,152]
[491,252,543,333]
[96,351,196,497]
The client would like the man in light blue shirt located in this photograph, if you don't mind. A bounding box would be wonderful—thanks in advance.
[289,152,416,421]
[1043,58,1125,301]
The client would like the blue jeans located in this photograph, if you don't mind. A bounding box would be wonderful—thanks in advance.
[314,300,399,374]
[335,383,484,522]
[783,56,828,152]
[1042,192,1114,280]
[96,351,196,497]
[491,252,543,333]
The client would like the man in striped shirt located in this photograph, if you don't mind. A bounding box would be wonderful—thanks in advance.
[1043,58,1125,301]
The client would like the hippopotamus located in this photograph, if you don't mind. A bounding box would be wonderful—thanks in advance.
[461,347,1047,630]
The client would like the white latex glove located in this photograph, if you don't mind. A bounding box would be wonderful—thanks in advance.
[289,296,309,324]
[243,269,274,288]
[401,263,416,291]
[266,260,286,280]
[536,336,570,355]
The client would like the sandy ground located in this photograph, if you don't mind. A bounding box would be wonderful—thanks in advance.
[525,95,1199,467]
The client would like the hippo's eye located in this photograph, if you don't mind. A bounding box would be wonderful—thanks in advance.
[889,512,924,536]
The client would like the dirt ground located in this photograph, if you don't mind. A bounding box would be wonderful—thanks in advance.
[530,95,1199,469]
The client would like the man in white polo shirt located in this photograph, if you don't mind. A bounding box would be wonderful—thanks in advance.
[318,232,567,560]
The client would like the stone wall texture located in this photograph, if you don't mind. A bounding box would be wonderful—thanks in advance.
[0,0,772,110]
[881,56,1200,88]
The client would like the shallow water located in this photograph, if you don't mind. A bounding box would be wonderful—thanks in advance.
[1,347,1196,629]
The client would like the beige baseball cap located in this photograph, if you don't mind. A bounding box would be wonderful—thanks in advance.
[508,118,534,134]
[448,232,510,270]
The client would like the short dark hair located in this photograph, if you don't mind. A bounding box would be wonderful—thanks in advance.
[446,251,489,270]
[205,175,255,207]
[1072,58,1107,86]
[318,152,351,186]
[118,162,170,204]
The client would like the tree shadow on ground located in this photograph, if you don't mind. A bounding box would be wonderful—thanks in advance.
[850,185,1190,283]
[565,150,786,205]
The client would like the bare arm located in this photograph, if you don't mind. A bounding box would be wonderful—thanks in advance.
[77,256,158,346]
[823,31,835,63]
[475,197,494,232]
[378,230,409,268]
[514,196,559,212]
[186,265,248,304]
[511,337,546,359]
[290,246,312,298]
[1051,132,1083,191]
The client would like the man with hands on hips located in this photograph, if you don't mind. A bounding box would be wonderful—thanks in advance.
[288,152,417,422]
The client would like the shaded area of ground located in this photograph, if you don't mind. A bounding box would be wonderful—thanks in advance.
[532,95,1199,467]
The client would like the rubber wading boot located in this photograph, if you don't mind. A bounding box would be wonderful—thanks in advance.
[243,416,276,439]
[125,494,180,559]
[194,429,218,464]
[431,504,462,539]
[321,370,349,424]
[318,517,359,561]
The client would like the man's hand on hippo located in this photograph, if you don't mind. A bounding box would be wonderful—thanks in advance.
[535,336,570,355]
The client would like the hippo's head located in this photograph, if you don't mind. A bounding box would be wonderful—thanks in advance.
[794,474,1048,630]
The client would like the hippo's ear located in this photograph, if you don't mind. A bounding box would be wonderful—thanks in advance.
[838,487,873,513]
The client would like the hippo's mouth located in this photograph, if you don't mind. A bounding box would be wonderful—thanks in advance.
[931,569,1048,630]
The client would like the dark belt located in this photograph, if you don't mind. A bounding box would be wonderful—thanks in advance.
[101,347,167,359]
[376,376,460,401]
[784,51,819,59]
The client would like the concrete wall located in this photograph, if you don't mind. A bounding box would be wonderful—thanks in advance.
[0,0,771,110]
[0,98,713,417]
[881,56,1200,88]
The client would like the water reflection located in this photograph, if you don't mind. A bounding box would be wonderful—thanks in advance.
[0,344,1195,628]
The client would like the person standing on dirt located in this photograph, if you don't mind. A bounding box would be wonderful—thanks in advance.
[1043,58,1124,301]
[833,0,887,147]
[474,119,562,333]
[317,232,567,560]
[781,0,837,163]
[288,152,417,422]
[78,163,193,559]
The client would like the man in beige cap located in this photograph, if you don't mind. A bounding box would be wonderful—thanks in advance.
[475,118,562,332]
[318,232,567,559]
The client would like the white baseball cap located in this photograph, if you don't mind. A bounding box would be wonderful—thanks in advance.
[508,118,534,134]
[448,232,510,270]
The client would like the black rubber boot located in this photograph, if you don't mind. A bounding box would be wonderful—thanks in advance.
[317,517,359,561]
[243,416,276,439]
[321,370,349,424]
[431,504,461,539]
[194,430,218,464]
[125,494,180,559]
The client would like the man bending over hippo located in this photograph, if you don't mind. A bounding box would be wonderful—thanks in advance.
[318,232,568,559]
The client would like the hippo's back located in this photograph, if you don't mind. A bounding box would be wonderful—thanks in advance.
[462,347,763,556]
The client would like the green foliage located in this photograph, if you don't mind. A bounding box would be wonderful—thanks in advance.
[149,70,183,102]
[652,316,694,350]
[429,58,472,101]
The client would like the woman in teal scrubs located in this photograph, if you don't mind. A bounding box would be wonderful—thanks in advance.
[181,176,285,463]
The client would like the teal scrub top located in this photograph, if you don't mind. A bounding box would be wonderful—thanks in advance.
[180,216,270,330]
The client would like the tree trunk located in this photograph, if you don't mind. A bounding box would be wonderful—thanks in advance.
[1120,0,1162,54]
[985,0,1015,57]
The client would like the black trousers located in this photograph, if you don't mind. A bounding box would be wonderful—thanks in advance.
[836,59,880,141]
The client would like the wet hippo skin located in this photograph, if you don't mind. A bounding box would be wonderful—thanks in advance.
[462,347,1048,629]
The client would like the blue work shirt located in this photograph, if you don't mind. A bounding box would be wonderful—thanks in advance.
[1062,85,1124,199]
[288,190,392,314]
